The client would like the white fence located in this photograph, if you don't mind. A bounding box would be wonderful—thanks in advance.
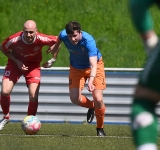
[0,67,159,124]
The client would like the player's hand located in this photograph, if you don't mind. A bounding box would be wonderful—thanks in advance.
[46,45,55,54]
[16,61,28,71]
[87,82,95,92]
[42,58,56,68]
[21,64,28,70]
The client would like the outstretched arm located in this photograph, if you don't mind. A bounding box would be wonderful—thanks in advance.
[42,36,62,68]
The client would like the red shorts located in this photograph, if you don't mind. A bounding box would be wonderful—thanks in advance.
[69,58,106,90]
[3,62,41,85]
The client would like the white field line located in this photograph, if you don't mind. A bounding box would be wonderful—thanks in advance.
[0,134,133,138]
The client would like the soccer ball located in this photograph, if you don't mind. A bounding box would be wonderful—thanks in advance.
[21,115,41,135]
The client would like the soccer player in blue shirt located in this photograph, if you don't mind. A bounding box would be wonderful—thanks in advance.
[43,21,106,136]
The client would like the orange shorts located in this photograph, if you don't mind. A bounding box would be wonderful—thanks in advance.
[3,62,41,85]
[69,58,106,90]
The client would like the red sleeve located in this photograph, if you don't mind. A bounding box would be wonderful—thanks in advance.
[1,32,22,52]
[1,37,10,52]
[37,32,57,46]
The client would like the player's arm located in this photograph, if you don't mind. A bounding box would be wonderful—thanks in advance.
[42,36,62,68]
[0,44,28,70]
[88,56,97,92]
[46,36,62,56]
[0,44,19,64]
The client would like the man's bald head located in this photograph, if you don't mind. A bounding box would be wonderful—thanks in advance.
[23,20,37,43]
[23,20,37,30]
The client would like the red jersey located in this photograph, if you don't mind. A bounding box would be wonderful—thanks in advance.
[1,31,57,64]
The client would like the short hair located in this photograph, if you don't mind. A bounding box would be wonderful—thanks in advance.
[65,21,81,34]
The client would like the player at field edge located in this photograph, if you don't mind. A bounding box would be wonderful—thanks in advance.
[42,21,107,136]
[129,0,160,150]
[0,20,60,130]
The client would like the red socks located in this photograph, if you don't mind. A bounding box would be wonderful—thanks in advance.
[1,94,38,116]
[1,95,10,116]
[27,100,38,116]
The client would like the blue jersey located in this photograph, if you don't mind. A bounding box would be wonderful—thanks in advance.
[59,29,102,69]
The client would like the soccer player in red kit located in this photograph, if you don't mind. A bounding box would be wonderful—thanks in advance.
[0,20,59,130]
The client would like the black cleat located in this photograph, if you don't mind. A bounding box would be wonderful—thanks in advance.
[87,108,94,123]
[97,128,106,136]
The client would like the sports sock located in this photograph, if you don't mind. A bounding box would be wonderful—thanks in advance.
[27,100,38,116]
[137,143,157,150]
[131,98,158,148]
[95,106,106,128]
[78,95,94,108]
[1,94,10,116]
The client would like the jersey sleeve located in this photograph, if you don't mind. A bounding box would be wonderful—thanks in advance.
[86,39,98,57]
[37,33,58,46]
[1,36,16,52]
[1,37,10,52]
[59,30,66,41]
[47,35,57,45]
[1,32,22,52]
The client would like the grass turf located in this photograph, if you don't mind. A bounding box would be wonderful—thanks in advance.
[0,123,136,150]
[0,0,155,68]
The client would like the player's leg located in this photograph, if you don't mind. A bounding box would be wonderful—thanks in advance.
[0,64,22,130]
[69,87,95,123]
[27,83,40,115]
[24,66,40,116]
[69,66,94,123]
[69,88,94,108]
[92,89,106,136]
[69,66,94,108]
[0,79,14,130]
[131,97,158,150]
[1,79,13,116]
[92,58,106,136]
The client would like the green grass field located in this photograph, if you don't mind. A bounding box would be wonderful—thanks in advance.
[1,122,160,150]
[1,0,160,68]
[0,123,136,150]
